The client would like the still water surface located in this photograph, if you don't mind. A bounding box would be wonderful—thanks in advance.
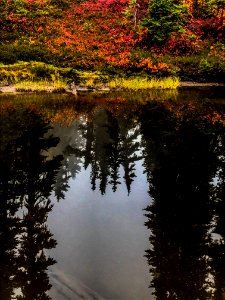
[1,89,225,300]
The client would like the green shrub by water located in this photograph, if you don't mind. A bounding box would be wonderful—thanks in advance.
[0,43,57,65]
[160,55,225,82]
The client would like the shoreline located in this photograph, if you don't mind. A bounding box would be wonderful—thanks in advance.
[0,81,225,94]
[178,82,225,88]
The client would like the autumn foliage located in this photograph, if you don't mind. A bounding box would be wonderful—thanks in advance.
[0,0,224,75]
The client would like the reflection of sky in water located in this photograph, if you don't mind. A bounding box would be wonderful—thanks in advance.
[48,160,153,300]
[2,92,225,300]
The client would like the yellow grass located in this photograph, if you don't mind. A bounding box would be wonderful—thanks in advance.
[15,79,66,92]
[108,77,180,90]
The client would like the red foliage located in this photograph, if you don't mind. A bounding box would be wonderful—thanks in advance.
[188,17,225,42]
[164,29,203,55]
[40,0,139,68]
[0,0,224,70]
[98,0,128,11]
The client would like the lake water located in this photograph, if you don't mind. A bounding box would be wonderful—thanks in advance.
[1,88,225,300]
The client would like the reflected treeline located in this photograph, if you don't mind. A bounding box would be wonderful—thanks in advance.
[0,106,63,299]
[52,108,142,195]
[211,127,225,300]
[48,97,225,298]
[140,101,225,299]
[81,109,141,195]
[1,94,225,300]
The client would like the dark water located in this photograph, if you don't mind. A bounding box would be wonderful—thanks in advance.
[1,89,225,300]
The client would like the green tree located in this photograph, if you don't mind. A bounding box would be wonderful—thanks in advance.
[142,0,188,45]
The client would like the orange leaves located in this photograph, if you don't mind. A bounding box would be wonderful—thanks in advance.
[137,58,171,73]
[163,100,225,128]
[204,111,225,126]
[0,101,16,111]
[39,0,139,68]
[50,108,80,125]
[137,58,158,72]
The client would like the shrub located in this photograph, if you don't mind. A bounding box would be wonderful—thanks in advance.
[0,43,59,65]
[0,61,66,83]
[198,57,225,82]
[160,55,225,82]
[164,30,204,55]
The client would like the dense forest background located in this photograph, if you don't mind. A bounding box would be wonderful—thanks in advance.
[0,0,225,81]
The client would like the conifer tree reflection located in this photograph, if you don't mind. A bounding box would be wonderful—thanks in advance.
[121,126,141,195]
[0,106,63,299]
[79,109,121,194]
[49,121,85,201]
[211,126,225,299]
[107,112,121,192]
[83,121,94,170]
[140,102,220,299]
[77,109,141,194]
[0,107,26,299]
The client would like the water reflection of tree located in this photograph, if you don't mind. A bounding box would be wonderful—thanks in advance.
[78,109,142,194]
[0,107,62,299]
[55,108,142,195]
[140,102,225,299]
[210,124,225,300]
[51,122,85,200]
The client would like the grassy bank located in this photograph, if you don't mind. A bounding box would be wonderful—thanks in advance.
[15,80,66,93]
[109,77,179,90]
[0,62,181,92]
[1,56,224,94]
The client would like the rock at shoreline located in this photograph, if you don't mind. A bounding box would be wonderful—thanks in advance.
[0,85,16,93]
[65,82,77,95]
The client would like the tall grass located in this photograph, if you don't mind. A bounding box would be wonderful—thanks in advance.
[108,77,180,90]
[15,79,66,92]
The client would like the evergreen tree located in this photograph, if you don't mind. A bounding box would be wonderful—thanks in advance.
[142,0,188,45]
